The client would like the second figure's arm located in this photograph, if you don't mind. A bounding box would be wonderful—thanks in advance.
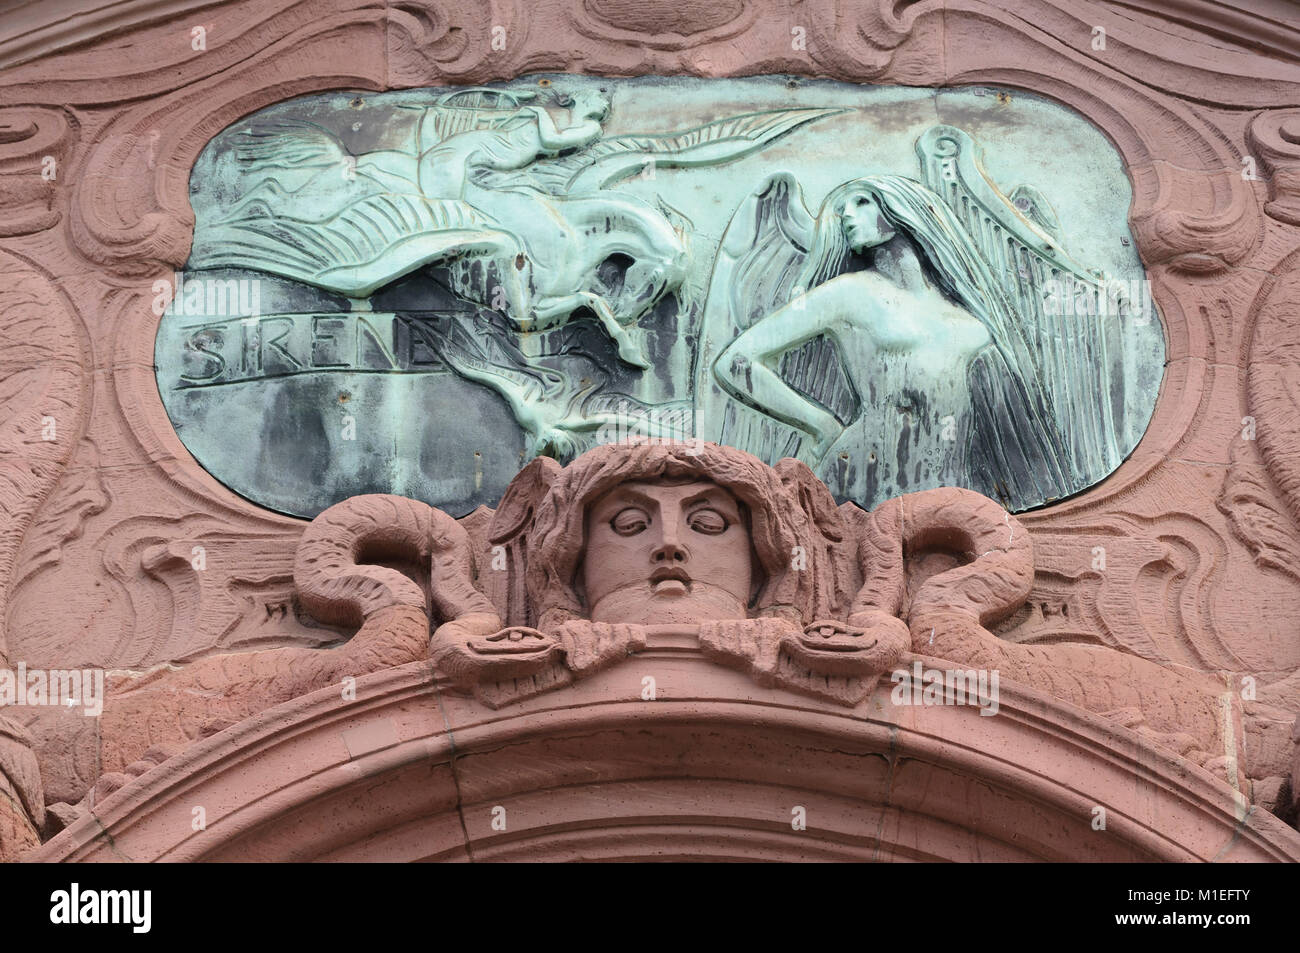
[713,282,849,457]
[526,105,603,154]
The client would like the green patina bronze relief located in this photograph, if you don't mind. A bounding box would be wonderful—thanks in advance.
[157,76,1163,517]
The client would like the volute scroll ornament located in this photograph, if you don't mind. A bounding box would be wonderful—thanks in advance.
[0,253,87,860]
[0,106,73,237]
[1248,109,1300,227]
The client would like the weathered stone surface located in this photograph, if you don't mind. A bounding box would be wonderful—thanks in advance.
[1,0,1299,863]
[31,441,1300,861]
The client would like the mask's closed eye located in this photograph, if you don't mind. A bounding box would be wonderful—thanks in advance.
[687,508,728,535]
[611,507,649,536]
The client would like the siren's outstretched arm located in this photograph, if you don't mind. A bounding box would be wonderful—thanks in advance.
[714,284,850,456]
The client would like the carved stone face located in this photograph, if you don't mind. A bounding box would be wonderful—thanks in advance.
[582,479,754,624]
[840,190,896,252]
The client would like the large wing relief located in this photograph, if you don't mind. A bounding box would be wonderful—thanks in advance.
[192,116,516,299]
[694,172,860,465]
[472,108,846,195]
[182,95,847,469]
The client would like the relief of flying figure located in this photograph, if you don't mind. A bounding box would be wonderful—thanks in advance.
[194,87,843,372]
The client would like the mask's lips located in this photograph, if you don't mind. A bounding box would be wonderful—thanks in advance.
[650,566,691,594]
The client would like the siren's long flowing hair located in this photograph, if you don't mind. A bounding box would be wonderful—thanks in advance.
[795,175,1069,487]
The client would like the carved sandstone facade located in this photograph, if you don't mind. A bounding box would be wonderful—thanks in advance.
[1,0,1299,862]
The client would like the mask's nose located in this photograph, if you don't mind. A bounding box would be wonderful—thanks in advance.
[650,519,688,564]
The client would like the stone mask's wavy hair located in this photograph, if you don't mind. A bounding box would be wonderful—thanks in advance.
[491,442,849,631]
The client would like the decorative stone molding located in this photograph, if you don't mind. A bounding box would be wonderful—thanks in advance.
[1,0,1299,859]
[1249,109,1300,227]
[32,660,1300,862]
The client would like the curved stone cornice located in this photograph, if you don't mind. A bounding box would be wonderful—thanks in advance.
[33,656,1300,862]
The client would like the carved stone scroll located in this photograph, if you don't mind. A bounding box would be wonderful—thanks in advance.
[3,0,1300,861]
